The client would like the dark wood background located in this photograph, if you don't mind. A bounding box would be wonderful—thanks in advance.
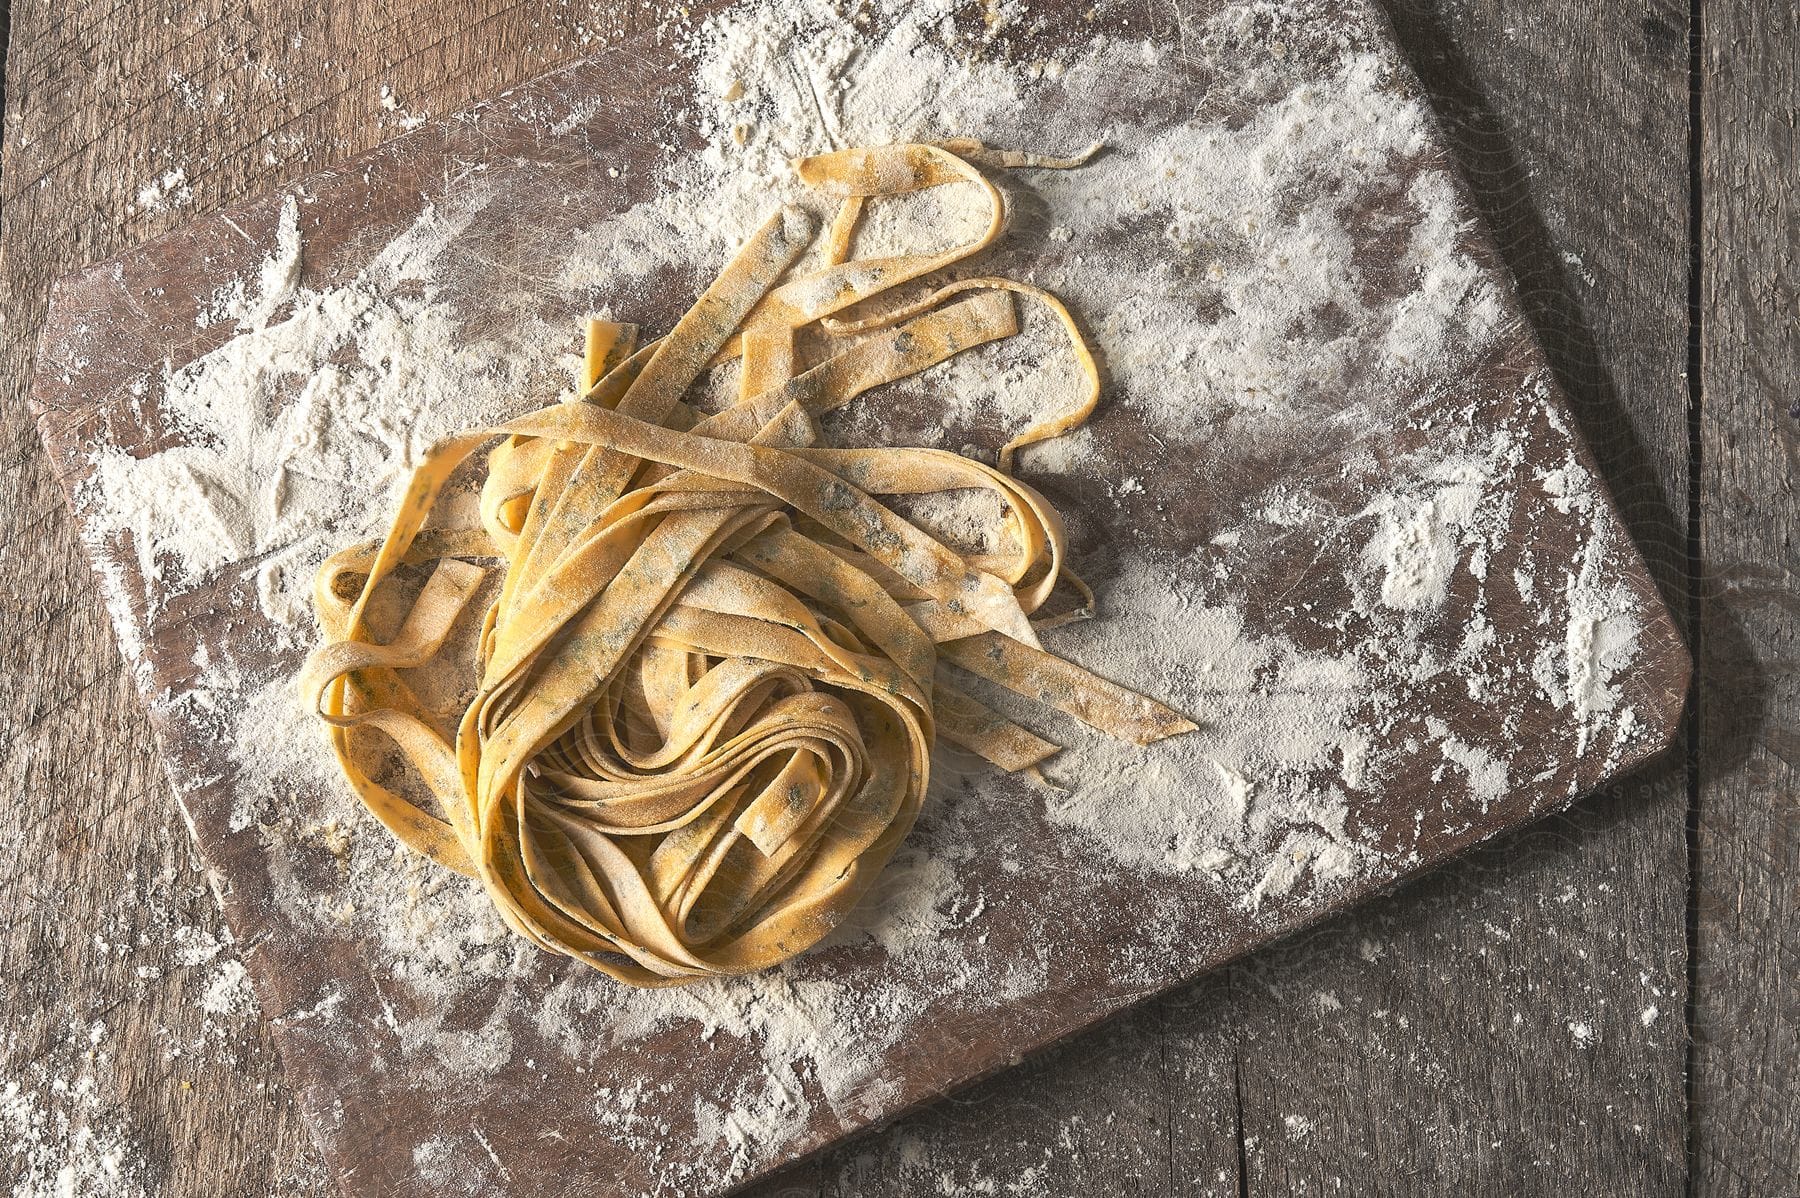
[0,0,1792,1194]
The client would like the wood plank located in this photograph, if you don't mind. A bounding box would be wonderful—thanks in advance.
[1695,0,1800,1188]
[1185,0,1695,1191]
[0,2,1250,1193]
[808,999,1226,1197]
[0,3,652,1195]
[1,3,1697,1196]
[56,2,1684,1187]
[765,3,1704,1189]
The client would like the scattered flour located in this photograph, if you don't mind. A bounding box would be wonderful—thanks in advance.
[2,1067,148,1198]
[1030,552,1376,902]
[1438,734,1510,812]
[199,959,257,1018]
[1526,433,1647,758]
[378,83,429,131]
[412,1136,464,1190]
[1359,459,1495,612]
[0,871,270,1198]
[134,167,193,214]
[80,186,560,651]
[58,0,1663,1189]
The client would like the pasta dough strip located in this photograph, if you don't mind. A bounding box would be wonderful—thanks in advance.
[304,141,1197,987]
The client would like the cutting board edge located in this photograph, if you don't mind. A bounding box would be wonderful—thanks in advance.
[18,0,1698,1190]
[710,690,1692,1195]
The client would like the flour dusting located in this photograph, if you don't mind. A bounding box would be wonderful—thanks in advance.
[57,0,1666,1191]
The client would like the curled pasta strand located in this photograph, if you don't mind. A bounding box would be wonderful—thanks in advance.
[303,142,1194,987]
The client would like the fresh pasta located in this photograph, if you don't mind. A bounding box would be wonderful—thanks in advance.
[300,142,1196,987]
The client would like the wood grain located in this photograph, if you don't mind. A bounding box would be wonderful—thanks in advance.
[1695,0,1800,1188]
[0,0,1771,1194]
[771,2,1703,1192]
[35,0,1691,1188]
[0,5,665,1196]
[1200,0,1693,1190]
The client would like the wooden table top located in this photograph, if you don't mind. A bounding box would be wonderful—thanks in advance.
[1,1,1793,1195]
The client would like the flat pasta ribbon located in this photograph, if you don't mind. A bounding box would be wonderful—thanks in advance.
[302,142,1196,987]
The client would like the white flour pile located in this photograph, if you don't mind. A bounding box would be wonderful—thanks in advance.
[64,0,1661,1188]
[86,187,569,646]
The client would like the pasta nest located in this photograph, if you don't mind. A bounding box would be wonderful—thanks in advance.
[301,143,1194,986]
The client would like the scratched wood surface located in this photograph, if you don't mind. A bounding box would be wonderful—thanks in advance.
[1693,0,1800,1191]
[23,0,1691,1190]
[0,1,1787,1196]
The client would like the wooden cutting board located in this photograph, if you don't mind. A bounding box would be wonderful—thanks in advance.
[28,0,1688,1195]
